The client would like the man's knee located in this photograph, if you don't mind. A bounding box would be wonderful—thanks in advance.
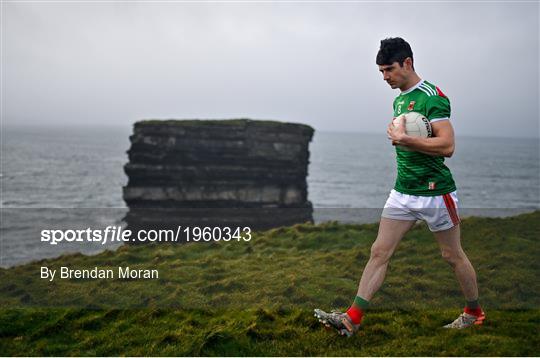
[370,243,393,264]
[441,248,465,267]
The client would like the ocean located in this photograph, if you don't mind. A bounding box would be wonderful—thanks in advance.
[1,125,539,267]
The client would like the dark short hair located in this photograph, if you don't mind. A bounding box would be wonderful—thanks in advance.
[376,37,414,68]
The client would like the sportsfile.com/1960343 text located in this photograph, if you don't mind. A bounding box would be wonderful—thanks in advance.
[40,226,252,245]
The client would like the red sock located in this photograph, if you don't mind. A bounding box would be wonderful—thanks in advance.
[464,306,483,316]
[346,305,364,325]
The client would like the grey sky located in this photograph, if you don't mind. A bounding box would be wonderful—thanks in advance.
[3,1,539,137]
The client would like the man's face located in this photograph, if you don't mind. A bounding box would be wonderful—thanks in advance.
[378,60,410,89]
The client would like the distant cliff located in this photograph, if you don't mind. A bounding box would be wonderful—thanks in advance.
[123,119,314,232]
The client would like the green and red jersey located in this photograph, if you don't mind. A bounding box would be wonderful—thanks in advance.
[392,80,457,196]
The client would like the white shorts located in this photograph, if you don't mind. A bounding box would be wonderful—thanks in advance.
[381,189,461,232]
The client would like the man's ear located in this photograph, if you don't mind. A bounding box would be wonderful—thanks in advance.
[404,57,413,71]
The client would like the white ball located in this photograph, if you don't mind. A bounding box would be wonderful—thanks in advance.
[393,112,432,151]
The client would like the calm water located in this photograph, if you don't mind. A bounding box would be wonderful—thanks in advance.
[1,125,539,267]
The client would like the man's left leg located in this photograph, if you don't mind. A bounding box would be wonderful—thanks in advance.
[434,224,485,328]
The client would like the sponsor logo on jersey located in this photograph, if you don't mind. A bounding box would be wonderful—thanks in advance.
[428,182,436,190]
[407,101,415,111]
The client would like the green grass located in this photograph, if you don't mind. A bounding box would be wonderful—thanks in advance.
[1,211,539,356]
[135,118,314,129]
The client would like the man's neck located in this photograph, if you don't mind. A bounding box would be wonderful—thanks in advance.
[400,74,422,92]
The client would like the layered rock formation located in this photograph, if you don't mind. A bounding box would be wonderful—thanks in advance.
[123,119,314,233]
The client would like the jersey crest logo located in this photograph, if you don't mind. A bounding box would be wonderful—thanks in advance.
[407,101,416,111]
[428,182,436,190]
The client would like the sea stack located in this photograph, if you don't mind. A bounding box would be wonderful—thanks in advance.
[123,119,314,234]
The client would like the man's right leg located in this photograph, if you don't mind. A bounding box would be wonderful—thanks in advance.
[356,217,416,300]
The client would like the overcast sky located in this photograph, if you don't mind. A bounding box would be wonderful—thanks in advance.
[3,1,539,137]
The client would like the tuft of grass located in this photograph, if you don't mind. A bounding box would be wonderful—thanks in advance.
[1,211,539,355]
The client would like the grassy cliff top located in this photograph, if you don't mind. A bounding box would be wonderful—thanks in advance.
[1,211,539,355]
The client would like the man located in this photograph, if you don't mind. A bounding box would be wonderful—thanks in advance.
[314,37,485,336]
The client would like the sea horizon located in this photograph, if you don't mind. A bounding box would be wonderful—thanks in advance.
[1,125,538,267]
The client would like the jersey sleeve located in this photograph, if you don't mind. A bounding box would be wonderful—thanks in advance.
[425,95,451,122]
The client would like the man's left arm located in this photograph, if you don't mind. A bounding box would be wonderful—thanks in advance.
[387,119,455,157]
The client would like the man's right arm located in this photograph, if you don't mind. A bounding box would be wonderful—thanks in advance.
[395,119,455,157]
